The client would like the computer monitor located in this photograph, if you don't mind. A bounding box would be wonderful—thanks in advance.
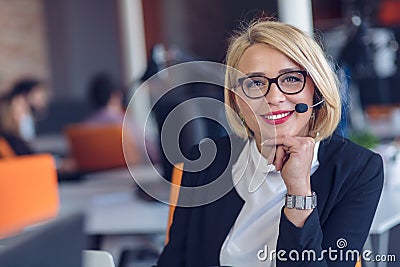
[0,213,85,267]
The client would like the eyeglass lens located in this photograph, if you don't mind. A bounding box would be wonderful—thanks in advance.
[241,71,306,98]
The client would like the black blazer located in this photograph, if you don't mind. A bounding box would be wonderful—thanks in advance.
[157,134,384,267]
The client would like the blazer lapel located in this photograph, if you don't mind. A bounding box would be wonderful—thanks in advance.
[202,183,244,265]
[311,135,346,225]
[201,135,246,265]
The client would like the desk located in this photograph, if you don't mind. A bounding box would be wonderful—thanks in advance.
[30,134,69,155]
[366,187,400,267]
[370,188,400,235]
[61,167,400,266]
[58,166,169,238]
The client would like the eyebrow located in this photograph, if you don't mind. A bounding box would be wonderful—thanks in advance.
[245,68,302,77]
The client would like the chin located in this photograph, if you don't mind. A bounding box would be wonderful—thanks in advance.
[275,130,301,138]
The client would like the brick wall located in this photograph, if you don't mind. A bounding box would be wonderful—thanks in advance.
[0,0,49,95]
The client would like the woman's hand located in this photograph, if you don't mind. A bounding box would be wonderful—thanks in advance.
[262,135,316,227]
[262,135,315,195]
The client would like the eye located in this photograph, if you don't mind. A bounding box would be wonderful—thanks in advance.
[244,77,266,89]
[280,72,304,84]
[286,76,300,82]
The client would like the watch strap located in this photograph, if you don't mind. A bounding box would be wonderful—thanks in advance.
[285,191,317,210]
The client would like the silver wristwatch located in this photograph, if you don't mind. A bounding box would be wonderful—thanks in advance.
[285,191,317,210]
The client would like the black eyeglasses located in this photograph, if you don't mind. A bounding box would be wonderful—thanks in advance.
[237,70,308,99]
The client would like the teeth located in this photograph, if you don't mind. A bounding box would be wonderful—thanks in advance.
[264,112,291,120]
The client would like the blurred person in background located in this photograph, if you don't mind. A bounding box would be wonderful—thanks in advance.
[84,72,151,164]
[9,78,49,142]
[85,73,126,125]
[0,93,33,155]
[0,90,77,175]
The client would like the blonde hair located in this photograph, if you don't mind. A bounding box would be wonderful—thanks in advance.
[224,19,341,142]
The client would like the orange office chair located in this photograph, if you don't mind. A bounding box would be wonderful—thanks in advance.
[0,137,16,158]
[64,124,140,172]
[0,154,59,237]
[165,162,184,244]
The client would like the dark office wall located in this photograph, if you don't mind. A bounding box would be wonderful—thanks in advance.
[43,0,123,100]
[37,0,123,133]
[157,0,277,62]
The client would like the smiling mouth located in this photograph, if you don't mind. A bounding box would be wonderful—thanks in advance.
[260,110,294,125]
[263,111,292,120]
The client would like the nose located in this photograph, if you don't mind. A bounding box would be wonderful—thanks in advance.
[265,82,286,105]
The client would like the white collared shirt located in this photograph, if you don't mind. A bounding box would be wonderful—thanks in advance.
[219,139,320,267]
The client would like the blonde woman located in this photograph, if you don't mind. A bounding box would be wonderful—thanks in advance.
[156,19,383,267]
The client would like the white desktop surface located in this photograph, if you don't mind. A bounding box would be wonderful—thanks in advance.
[86,192,169,235]
[59,166,400,236]
[58,166,169,236]
[370,187,400,235]
[365,186,400,267]
[30,134,69,155]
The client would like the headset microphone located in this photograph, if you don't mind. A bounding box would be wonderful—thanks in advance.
[295,99,325,113]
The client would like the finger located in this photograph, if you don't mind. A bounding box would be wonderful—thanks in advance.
[287,136,315,156]
[274,145,287,171]
[261,135,300,148]
[263,136,314,155]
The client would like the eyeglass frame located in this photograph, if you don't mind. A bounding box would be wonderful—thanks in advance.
[236,70,308,99]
